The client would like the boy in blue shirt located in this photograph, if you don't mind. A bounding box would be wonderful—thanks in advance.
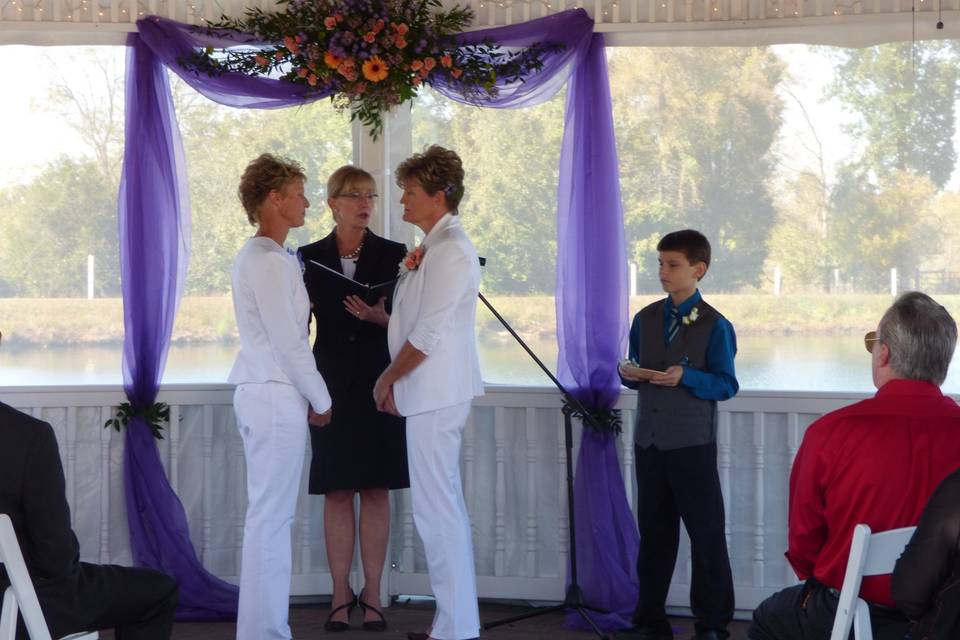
[619,229,739,640]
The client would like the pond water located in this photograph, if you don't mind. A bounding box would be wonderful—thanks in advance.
[3,334,960,393]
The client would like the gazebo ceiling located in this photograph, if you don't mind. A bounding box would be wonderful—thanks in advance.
[0,0,956,47]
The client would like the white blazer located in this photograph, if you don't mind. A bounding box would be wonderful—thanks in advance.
[388,213,484,417]
[227,237,332,413]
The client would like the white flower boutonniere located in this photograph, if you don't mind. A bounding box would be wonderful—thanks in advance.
[681,306,700,326]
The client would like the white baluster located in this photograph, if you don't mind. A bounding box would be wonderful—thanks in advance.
[201,404,214,566]
[65,406,77,528]
[622,409,635,512]
[298,442,312,575]
[401,488,416,573]
[786,412,801,584]
[100,406,112,563]
[719,411,732,552]
[493,407,506,576]
[753,411,766,588]
[525,407,538,577]
[557,411,568,575]
[168,404,180,493]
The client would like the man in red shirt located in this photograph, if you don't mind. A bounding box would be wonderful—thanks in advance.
[748,291,960,640]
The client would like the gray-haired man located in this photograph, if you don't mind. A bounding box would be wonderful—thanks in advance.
[749,292,960,640]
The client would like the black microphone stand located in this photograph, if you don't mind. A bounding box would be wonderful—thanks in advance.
[477,289,612,640]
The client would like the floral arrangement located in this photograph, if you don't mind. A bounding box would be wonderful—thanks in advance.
[681,306,700,325]
[180,0,561,138]
[398,244,425,276]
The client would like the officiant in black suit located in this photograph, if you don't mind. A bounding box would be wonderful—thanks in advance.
[0,336,178,639]
[297,165,409,632]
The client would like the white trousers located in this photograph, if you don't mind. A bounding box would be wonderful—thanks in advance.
[233,383,307,640]
[406,401,480,640]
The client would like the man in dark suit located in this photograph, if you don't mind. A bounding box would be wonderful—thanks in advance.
[0,394,179,638]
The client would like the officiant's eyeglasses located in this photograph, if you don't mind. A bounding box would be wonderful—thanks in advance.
[338,192,379,202]
[864,330,879,353]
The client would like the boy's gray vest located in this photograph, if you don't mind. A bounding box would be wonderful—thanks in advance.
[633,299,721,450]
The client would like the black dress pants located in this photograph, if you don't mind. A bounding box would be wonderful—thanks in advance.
[25,563,179,640]
[748,580,909,640]
[634,443,734,637]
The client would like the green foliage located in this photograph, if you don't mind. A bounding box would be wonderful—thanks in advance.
[413,88,563,294]
[609,47,786,291]
[828,167,941,290]
[0,157,120,296]
[824,42,959,189]
[104,401,169,440]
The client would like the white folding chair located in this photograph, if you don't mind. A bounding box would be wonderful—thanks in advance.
[0,514,98,640]
[829,523,916,640]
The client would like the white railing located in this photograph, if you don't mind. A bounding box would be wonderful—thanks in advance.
[0,383,872,613]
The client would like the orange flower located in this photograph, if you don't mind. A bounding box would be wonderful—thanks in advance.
[307,73,318,86]
[297,67,309,77]
[362,56,389,82]
[254,54,269,67]
[440,54,453,68]
[450,67,463,79]
[412,76,422,87]
[423,57,436,71]
[283,35,300,55]
[410,59,423,71]
[324,16,337,28]
[395,35,408,49]
[364,31,376,43]
[400,245,425,273]
[324,51,343,69]
[396,22,409,35]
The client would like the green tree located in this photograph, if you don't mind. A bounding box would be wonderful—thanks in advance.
[825,42,959,190]
[829,167,940,290]
[413,89,564,294]
[0,158,120,296]
[608,47,786,291]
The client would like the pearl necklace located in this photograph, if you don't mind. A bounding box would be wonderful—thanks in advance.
[337,229,366,260]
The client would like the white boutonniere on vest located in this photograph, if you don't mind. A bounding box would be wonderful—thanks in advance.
[681,306,700,326]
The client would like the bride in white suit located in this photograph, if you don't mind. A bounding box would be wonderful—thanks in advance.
[373,145,484,640]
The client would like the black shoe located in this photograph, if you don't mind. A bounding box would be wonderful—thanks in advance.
[323,591,357,632]
[357,588,387,631]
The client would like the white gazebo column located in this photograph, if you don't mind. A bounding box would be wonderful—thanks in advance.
[353,104,415,248]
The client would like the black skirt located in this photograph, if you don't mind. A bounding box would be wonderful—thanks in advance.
[307,388,409,494]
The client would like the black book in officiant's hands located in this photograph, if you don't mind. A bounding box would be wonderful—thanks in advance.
[307,259,400,305]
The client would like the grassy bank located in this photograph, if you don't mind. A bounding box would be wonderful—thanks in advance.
[3,293,958,346]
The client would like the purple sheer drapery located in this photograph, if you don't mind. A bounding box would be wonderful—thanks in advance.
[119,33,237,620]
[436,19,635,632]
[122,9,632,627]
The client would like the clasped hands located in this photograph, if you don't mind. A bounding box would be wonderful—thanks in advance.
[308,406,332,427]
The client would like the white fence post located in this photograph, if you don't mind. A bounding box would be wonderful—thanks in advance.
[629,262,637,298]
[890,267,898,296]
[86,254,94,299]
